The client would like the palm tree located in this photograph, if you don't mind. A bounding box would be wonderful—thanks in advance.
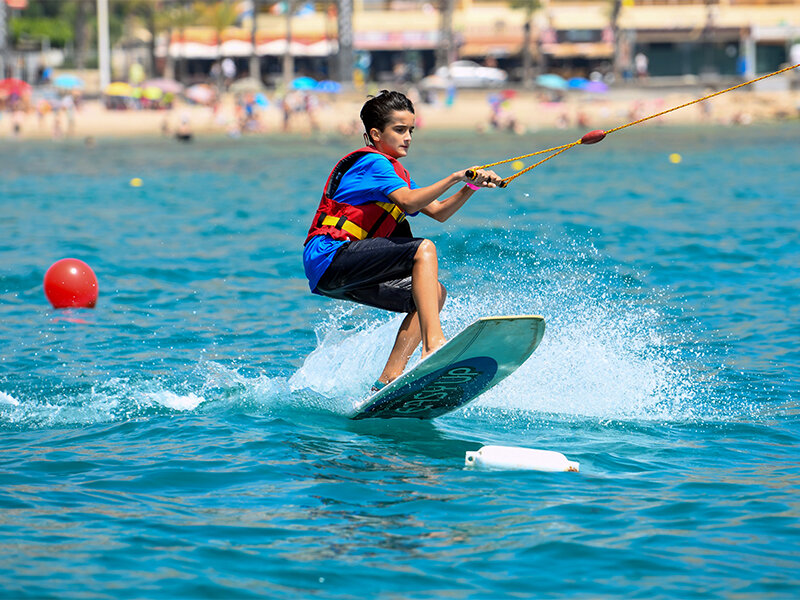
[436,0,455,70]
[510,0,542,88]
[128,0,159,77]
[197,0,238,64]
[171,3,198,82]
[249,0,261,82]
[336,0,354,84]
[156,2,194,80]
[74,0,91,70]
[607,0,623,78]
[282,0,298,86]
[53,0,93,69]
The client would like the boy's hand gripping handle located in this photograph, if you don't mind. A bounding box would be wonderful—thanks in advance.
[465,169,507,188]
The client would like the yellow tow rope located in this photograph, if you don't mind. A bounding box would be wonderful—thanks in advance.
[467,63,800,188]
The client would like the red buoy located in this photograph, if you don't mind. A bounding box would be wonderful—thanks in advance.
[580,129,606,145]
[43,258,98,309]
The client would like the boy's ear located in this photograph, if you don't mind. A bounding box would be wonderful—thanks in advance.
[369,127,381,143]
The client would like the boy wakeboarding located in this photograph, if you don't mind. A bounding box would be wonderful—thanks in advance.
[303,90,502,392]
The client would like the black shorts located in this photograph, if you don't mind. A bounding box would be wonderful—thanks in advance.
[315,237,424,313]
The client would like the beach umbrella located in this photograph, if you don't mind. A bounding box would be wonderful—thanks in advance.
[142,78,183,94]
[584,80,609,93]
[568,77,589,90]
[291,76,317,90]
[0,78,32,96]
[104,82,133,97]
[314,80,342,94]
[54,73,85,90]
[142,86,164,101]
[536,74,568,91]
[185,83,214,105]
[254,93,269,108]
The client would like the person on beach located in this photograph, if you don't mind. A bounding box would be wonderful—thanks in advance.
[303,90,502,392]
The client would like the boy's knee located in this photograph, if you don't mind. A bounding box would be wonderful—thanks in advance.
[415,239,438,262]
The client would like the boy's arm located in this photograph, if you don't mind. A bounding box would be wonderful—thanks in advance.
[420,186,478,223]
[388,168,501,216]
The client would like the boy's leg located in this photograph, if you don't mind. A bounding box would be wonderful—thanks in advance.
[314,236,447,383]
[377,280,446,384]
[377,311,419,384]
[411,239,447,358]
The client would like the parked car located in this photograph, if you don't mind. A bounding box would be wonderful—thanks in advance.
[434,60,508,88]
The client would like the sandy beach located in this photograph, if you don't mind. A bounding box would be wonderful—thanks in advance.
[3,85,799,141]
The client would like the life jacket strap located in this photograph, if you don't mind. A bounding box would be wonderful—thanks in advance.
[315,202,406,242]
[317,215,369,240]
[374,201,406,224]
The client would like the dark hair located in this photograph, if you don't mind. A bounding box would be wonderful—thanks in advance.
[360,90,415,144]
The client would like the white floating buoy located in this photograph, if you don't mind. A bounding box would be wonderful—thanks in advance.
[465,445,579,472]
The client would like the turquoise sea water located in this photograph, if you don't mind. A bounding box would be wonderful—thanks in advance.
[1,124,799,598]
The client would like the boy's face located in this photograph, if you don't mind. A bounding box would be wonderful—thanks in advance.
[371,110,415,159]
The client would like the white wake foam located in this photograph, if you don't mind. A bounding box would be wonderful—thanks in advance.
[290,233,709,422]
[144,390,205,411]
[0,391,20,406]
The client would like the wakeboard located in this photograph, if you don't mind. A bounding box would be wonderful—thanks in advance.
[350,315,545,420]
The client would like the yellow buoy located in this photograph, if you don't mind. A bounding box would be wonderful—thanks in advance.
[130,177,143,187]
[669,153,682,164]
[512,160,525,171]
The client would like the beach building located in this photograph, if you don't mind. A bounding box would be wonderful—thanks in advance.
[2,0,798,88]
[154,0,800,84]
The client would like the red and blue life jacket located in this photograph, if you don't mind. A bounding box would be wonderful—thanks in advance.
[304,146,413,245]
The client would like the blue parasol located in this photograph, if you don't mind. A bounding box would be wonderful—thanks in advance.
[314,80,342,93]
[568,77,589,90]
[54,74,85,90]
[536,74,568,91]
[291,76,317,90]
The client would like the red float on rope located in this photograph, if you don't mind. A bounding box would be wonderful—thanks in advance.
[580,130,607,145]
